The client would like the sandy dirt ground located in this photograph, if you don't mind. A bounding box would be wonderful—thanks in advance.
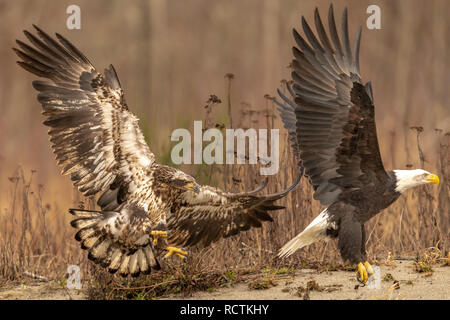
[0,260,448,300]
[0,281,86,300]
[167,260,449,300]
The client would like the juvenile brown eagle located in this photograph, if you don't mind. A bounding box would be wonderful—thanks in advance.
[14,26,299,277]
[274,5,440,283]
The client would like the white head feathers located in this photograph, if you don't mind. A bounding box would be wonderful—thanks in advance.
[393,169,440,193]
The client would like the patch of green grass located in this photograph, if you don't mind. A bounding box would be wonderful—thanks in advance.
[413,261,433,273]
[442,253,450,266]
[324,264,339,272]
[240,269,257,275]
[134,292,145,300]
[58,276,67,288]
[248,277,277,290]
[383,273,395,282]
[221,271,236,287]
[261,266,294,275]
[344,265,357,271]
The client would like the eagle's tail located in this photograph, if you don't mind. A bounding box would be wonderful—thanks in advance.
[69,208,160,277]
[278,208,330,258]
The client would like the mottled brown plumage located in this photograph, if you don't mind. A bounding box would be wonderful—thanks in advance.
[14,25,299,277]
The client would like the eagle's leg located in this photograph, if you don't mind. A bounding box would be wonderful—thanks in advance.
[357,226,374,284]
[151,230,168,245]
[339,217,375,284]
[164,246,188,259]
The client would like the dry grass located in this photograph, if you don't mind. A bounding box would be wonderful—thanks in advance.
[0,83,447,298]
[0,166,91,285]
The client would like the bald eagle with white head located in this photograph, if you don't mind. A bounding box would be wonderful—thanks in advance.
[274,5,440,283]
[14,26,300,277]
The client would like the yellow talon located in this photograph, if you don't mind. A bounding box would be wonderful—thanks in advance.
[364,261,374,277]
[357,261,375,284]
[151,231,168,245]
[357,262,368,284]
[164,246,188,259]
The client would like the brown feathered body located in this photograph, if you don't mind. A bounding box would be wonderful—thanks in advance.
[14,26,299,276]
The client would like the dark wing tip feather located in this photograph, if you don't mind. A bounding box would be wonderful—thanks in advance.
[16,60,50,78]
[301,15,325,53]
[104,64,122,90]
[365,81,373,102]
[341,7,352,66]
[314,7,333,54]
[353,26,362,74]
[328,3,342,56]
[264,166,303,201]
[55,32,92,66]
[246,177,269,196]
[32,25,72,58]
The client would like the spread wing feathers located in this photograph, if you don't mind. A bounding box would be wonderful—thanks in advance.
[272,82,301,161]
[276,5,387,205]
[14,25,155,197]
[69,205,160,277]
[167,172,302,247]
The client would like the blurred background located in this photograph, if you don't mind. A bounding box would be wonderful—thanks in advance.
[0,0,448,282]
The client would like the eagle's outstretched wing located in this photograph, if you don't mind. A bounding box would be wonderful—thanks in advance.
[14,26,163,276]
[14,25,155,199]
[167,173,302,247]
[274,5,388,206]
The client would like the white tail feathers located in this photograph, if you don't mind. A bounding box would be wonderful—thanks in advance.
[278,208,330,258]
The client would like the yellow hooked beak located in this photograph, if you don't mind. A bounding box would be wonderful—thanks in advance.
[425,174,440,185]
[184,182,200,194]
